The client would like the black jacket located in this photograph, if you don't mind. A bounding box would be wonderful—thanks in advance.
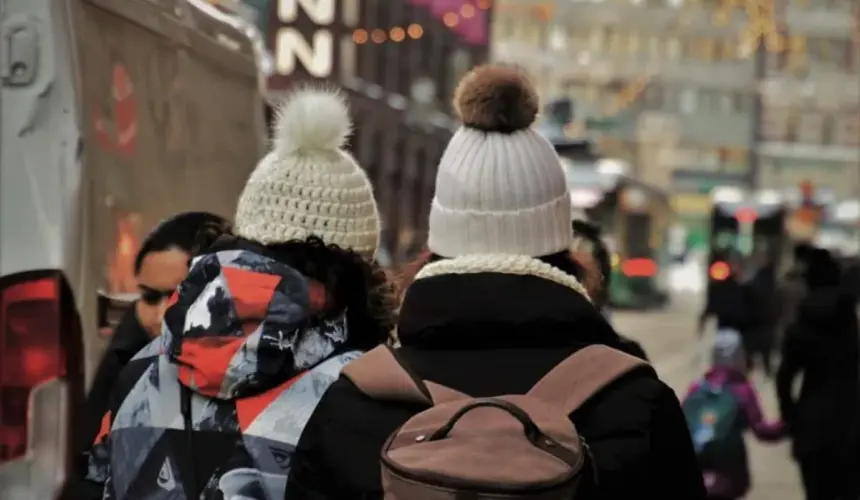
[82,304,152,441]
[61,304,151,500]
[776,285,860,458]
[285,271,706,499]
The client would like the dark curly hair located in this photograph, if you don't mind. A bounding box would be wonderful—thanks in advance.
[192,222,397,350]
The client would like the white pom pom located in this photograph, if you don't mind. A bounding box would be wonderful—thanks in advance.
[274,88,351,154]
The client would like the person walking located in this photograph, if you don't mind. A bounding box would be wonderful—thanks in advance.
[285,65,706,499]
[63,212,230,499]
[81,88,395,500]
[683,329,786,500]
[777,248,860,500]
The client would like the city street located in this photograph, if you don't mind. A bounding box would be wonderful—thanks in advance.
[614,295,803,500]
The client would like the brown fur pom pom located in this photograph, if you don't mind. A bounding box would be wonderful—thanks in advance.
[453,65,539,133]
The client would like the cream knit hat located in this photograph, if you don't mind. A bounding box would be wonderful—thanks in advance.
[428,65,572,258]
[234,88,380,259]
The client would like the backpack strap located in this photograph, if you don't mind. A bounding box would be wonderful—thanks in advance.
[528,345,652,415]
[341,345,469,406]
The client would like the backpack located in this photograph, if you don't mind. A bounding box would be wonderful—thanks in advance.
[341,344,651,499]
[682,380,745,462]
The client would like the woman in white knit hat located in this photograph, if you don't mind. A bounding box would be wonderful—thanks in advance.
[87,88,396,500]
[285,65,706,499]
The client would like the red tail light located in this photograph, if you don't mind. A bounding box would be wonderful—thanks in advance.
[622,258,657,277]
[0,276,64,462]
[709,261,731,281]
[0,271,83,499]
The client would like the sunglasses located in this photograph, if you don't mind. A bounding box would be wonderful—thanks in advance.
[139,284,175,305]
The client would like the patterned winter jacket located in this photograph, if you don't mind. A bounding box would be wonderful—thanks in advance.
[84,249,362,500]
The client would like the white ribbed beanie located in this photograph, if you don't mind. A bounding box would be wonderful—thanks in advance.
[234,88,380,259]
[428,66,572,258]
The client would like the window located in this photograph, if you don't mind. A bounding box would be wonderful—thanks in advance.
[626,33,642,54]
[522,20,543,46]
[821,114,835,145]
[786,36,807,70]
[835,38,854,71]
[719,148,747,171]
[717,39,737,61]
[662,85,678,112]
[732,91,751,113]
[642,83,664,109]
[809,37,838,67]
[646,36,661,58]
[719,91,734,114]
[608,28,625,52]
[836,111,860,146]
[701,89,723,112]
[548,26,568,52]
[665,36,682,60]
[589,27,606,52]
[686,37,716,61]
[679,87,698,114]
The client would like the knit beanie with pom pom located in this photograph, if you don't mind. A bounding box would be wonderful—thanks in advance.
[234,88,380,260]
[428,65,572,258]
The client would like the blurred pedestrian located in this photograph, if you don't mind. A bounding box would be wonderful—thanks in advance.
[698,252,756,338]
[741,251,778,377]
[83,88,395,500]
[683,328,786,500]
[777,248,860,500]
[285,65,705,499]
[774,242,814,350]
[572,218,650,360]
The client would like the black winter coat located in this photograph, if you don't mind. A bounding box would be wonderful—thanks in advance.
[776,285,860,458]
[285,271,706,499]
[60,305,152,500]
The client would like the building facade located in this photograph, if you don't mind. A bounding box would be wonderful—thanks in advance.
[758,0,859,199]
[261,0,491,262]
[492,0,758,191]
[491,0,859,237]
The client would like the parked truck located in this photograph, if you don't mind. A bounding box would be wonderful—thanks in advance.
[0,0,265,497]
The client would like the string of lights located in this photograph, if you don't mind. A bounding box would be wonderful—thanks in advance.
[351,0,493,45]
[343,0,851,116]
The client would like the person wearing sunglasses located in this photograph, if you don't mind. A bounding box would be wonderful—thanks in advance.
[66,212,229,499]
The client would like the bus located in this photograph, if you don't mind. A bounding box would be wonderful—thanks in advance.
[706,188,787,290]
[554,139,673,309]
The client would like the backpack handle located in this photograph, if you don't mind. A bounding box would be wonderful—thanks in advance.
[427,398,540,442]
[426,398,582,467]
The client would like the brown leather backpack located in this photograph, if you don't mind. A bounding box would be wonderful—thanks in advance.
[342,344,651,499]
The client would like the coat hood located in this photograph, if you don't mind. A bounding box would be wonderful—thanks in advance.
[164,249,349,400]
[397,254,635,353]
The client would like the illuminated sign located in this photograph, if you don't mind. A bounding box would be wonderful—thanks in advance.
[275,0,335,78]
[272,0,358,81]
